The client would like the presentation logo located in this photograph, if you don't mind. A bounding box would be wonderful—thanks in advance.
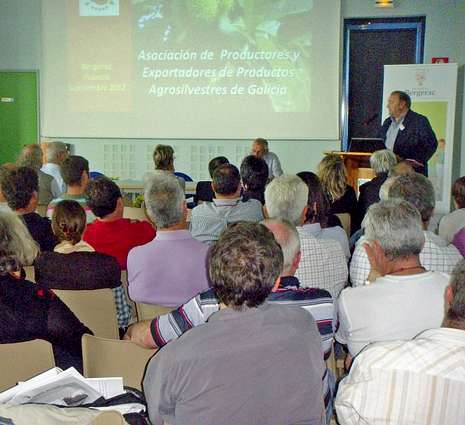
[79,0,119,17]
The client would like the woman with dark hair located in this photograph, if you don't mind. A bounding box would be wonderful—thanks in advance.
[195,156,229,203]
[35,200,132,332]
[439,176,465,243]
[0,211,91,370]
[297,171,350,260]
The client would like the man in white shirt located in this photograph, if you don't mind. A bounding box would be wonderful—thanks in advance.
[337,199,449,357]
[251,138,283,179]
[350,172,461,286]
[41,141,68,197]
[336,259,465,425]
[265,175,347,299]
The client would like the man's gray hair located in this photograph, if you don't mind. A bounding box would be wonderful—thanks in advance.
[446,260,465,325]
[388,173,435,223]
[144,173,184,228]
[44,141,67,162]
[370,149,397,175]
[0,212,39,274]
[364,199,425,260]
[264,175,308,226]
[17,145,42,171]
[262,218,300,271]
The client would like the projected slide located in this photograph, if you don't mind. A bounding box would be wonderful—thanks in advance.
[42,0,340,139]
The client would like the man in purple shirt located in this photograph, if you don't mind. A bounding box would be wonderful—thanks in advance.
[127,173,209,306]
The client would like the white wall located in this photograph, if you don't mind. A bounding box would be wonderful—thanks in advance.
[0,0,464,179]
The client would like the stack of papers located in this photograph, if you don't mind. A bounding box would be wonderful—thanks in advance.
[0,368,124,407]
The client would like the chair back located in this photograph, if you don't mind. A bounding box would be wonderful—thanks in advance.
[123,206,150,222]
[335,213,351,237]
[82,334,156,391]
[53,288,119,339]
[24,266,35,283]
[0,339,55,392]
[135,302,174,322]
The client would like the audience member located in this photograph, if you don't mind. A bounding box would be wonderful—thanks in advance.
[336,259,465,424]
[0,165,13,213]
[0,211,91,370]
[350,172,462,286]
[0,167,57,251]
[453,227,465,257]
[251,137,283,179]
[439,176,465,243]
[190,164,263,243]
[195,156,229,203]
[297,171,350,259]
[17,144,54,206]
[240,155,269,204]
[35,200,131,329]
[142,222,326,425]
[264,175,347,299]
[41,141,68,196]
[337,199,450,356]
[146,144,185,191]
[83,176,156,269]
[46,155,95,223]
[128,173,209,306]
[355,149,397,228]
[318,154,357,233]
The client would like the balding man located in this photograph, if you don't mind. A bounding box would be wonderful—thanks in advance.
[251,138,283,179]
[41,141,68,196]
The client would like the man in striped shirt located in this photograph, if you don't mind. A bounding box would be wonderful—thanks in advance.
[126,219,335,421]
[336,259,465,425]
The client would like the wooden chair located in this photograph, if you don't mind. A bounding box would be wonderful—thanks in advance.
[335,213,351,237]
[82,334,156,391]
[53,289,119,339]
[123,206,150,222]
[135,302,174,322]
[91,410,125,425]
[23,265,35,282]
[0,339,55,392]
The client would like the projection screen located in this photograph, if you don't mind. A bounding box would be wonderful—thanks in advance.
[41,0,341,140]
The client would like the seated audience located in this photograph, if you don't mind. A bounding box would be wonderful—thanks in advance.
[0,211,91,370]
[0,167,57,251]
[46,155,95,223]
[195,156,229,203]
[297,171,350,260]
[318,154,357,233]
[35,200,131,329]
[83,176,156,269]
[251,137,283,179]
[264,175,347,299]
[350,172,462,286]
[355,149,397,228]
[240,155,269,204]
[41,141,68,197]
[146,144,185,191]
[142,222,326,425]
[453,227,465,258]
[439,176,465,243]
[190,164,263,243]
[337,199,450,356]
[126,219,334,420]
[128,173,209,306]
[17,144,54,206]
[336,259,465,424]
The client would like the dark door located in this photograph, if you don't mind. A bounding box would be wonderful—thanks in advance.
[342,18,425,149]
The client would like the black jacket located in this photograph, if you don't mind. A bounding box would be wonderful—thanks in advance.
[378,109,437,175]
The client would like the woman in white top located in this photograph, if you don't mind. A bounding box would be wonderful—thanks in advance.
[439,176,465,243]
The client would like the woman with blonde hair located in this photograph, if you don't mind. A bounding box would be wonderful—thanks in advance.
[318,154,357,234]
[148,144,185,191]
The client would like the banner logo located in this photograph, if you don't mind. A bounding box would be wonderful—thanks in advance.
[79,0,119,17]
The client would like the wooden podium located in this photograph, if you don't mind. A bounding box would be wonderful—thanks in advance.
[325,152,375,193]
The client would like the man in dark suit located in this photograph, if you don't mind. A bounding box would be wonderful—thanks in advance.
[378,91,437,175]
